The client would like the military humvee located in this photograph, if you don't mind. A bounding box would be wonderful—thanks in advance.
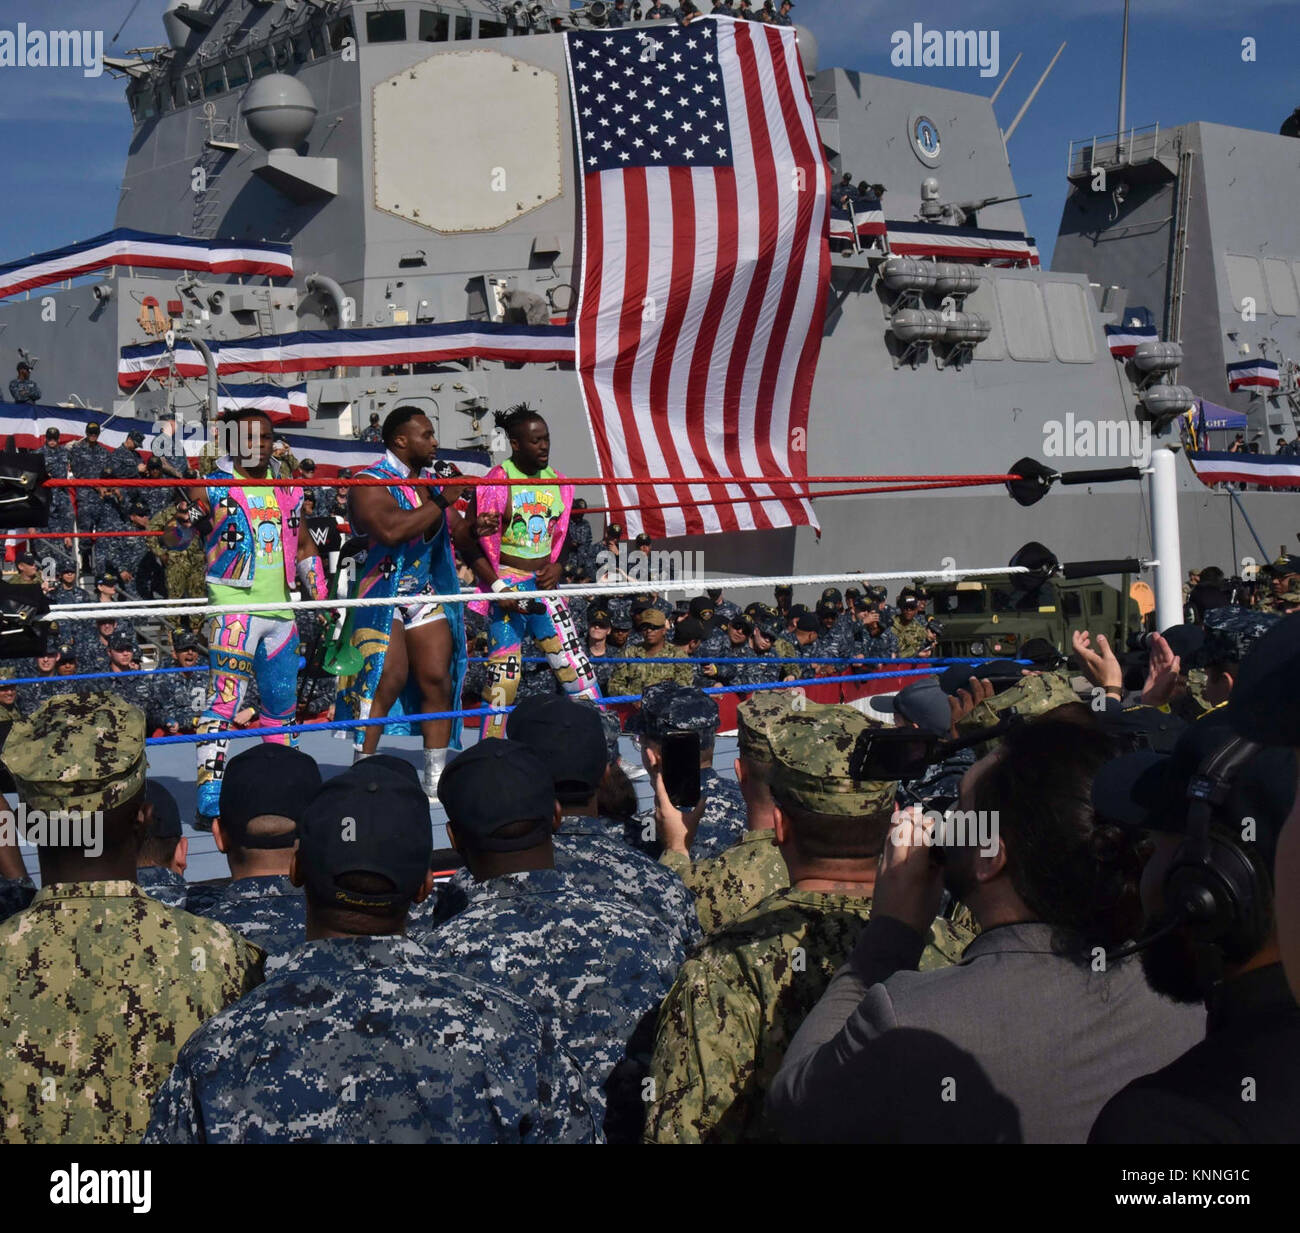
[926,573,1143,660]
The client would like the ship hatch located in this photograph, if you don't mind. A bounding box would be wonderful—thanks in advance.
[373,51,563,233]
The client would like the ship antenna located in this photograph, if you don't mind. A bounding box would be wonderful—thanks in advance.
[1117,0,1130,139]
[111,0,145,44]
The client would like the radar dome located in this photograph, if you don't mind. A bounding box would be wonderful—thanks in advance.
[241,75,318,153]
[793,25,818,77]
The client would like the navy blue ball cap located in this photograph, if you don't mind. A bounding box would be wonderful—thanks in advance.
[868,675,950,736]
[1228,612,1300,746]
[144,780,182,840]
[506,695,609,795]
[300,761,432,910]
[437,739,556,852]
[641,682,719,741]
[1093,699,1186,755]
[219,743,323,848]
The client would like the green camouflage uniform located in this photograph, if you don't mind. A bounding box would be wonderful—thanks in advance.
[147,506,205,606]
[889,614,929,658]
[954,669,1080,753]
[645,703,974,1143]
[0,692,264,1144]
[655,691,808,934]
[660,829,788,936]
[608,642,694,696]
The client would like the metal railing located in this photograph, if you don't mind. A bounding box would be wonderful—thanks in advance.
[1066,122,1161,178]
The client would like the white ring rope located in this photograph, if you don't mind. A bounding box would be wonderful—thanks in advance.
[46,566,1034,623]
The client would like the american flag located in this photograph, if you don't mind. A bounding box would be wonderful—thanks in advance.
[566,16,829,538]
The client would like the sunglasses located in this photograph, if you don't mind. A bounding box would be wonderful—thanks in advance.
[635,622,660,633]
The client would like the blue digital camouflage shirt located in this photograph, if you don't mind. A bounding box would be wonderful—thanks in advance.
[143,934,596,1143]
[625,766,748,861]
[416,867,684,1139]
[136,866,189,910]
[185,875,306,956]
[422,814,702,953]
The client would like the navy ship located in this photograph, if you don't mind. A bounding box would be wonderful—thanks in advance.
[0,0,1294,580]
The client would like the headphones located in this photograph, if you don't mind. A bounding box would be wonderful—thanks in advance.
[1159,734,1273,964]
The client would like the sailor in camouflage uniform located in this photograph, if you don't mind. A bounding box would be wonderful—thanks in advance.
[697,613,753,686]
[738,606,799,686]
[67,421,113,535]
[0,666,24,725]
[0,692,264,1143]
[15,643,60,713]
[607,606,694,697]
[644,704,974,1143]
[657,692,796,934]
[890,589,932,659]
[847,596,899,664]
[72,605,121,675]
[359,412,384,444]
[48,561,91,606]
[38,426,74,532]
[184,744,316,957]
[104,629,165,731]
[626,682,748,859]
[581,605,618,693]
[146,495,206,615]
[135,782,191,910]
[8,361,40,404]
[428,739,682,1140]
[146,756,594,1143]
[150,628,208,733]
[422,697,701,952]
[1196,604,1282,707]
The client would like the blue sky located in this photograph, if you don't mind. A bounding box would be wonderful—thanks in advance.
[0,0,1294,267]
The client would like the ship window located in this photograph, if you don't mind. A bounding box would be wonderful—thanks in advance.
[1263,258,1298,317]
[225,56,250,90]
[1043,281,1096,363]
[172,78,188,108]
[293,32,314,63]
[251,45,276,78]
[1225,255,1266,316]
[479,19,508,39]
[184,73,202,102]
[965,277,1005,360]
[202,64,226,97]
[310,25,330,58]
[329,15,356,52]
[453,15,472,40]
[366,10,407,43]
[995,279,1052,362]
[419,11,450,42]
[273,39,292,69]
[131,88,158,121]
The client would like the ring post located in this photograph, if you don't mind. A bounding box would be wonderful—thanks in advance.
[1150,447,1183,631]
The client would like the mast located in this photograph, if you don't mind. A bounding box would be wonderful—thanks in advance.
[1117,0,1130,138]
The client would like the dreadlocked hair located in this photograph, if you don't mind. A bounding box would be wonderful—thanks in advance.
[493,403,543,439]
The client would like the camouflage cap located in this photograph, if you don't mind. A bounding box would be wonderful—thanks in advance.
[736,689,823,767]
[641,682,719,741]
[4,691,146,814]
[0,666,16,682]
[1277,577,1300,605]
[954,670,1080,742]
[767,704,896,818]
[1198,606,1282,667]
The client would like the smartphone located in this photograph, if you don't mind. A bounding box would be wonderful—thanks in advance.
[660,730,701,810]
